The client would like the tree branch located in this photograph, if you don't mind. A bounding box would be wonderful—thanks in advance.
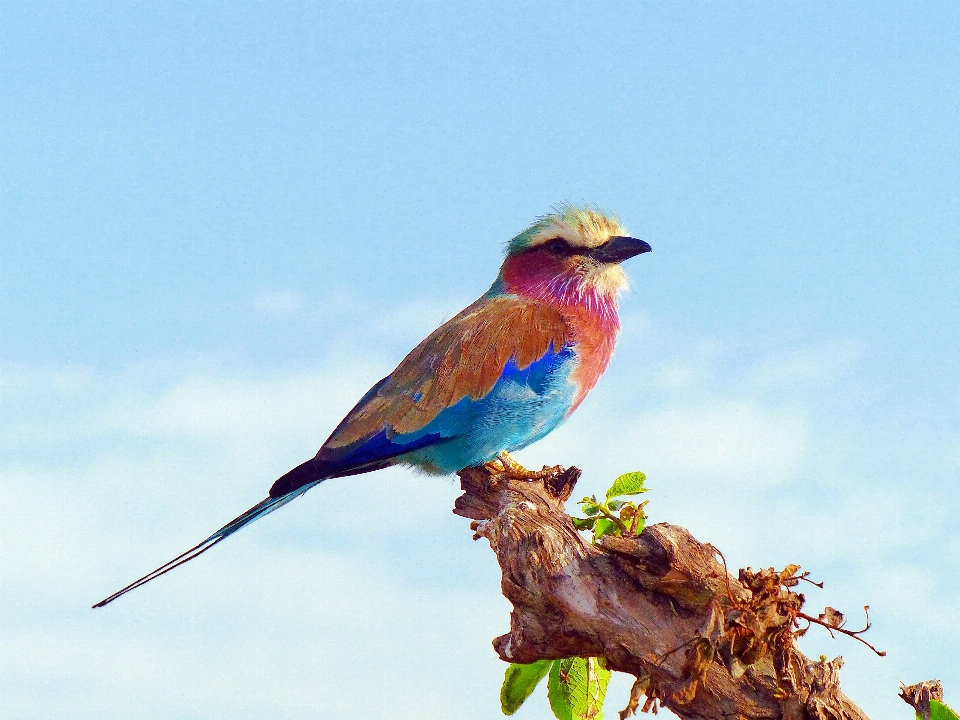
[454,463,871,720]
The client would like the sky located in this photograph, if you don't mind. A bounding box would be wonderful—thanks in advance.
[2,2,959,718]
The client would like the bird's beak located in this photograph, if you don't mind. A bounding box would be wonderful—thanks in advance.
[589,236,652,264]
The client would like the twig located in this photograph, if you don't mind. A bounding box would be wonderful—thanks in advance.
[799,573,825,589]
[796,607,887,657]
[708,544,744,610]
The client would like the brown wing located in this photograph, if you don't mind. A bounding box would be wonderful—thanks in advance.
[323,295,571,449]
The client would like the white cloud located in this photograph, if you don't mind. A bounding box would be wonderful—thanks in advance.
[646,360,706,392]
[2,341,958,720]
[743,344,859,391]
[248,287,473,346]
[632,400,810,485]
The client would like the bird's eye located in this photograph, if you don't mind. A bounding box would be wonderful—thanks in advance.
[546,238,569,255]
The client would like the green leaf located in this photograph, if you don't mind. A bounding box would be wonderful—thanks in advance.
[593,518,619,541]
[931,700,960,720]
[501,660,552,715]
[547,657,611,720]
[605,472,648,500]
[580,503,601,517]
[607,499,625,510]
[572,517,596,531]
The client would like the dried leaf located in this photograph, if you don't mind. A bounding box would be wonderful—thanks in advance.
[670,679,698,705]
[618,675,649,720]
[687,637,715,678]
[818,607,845,629]
[779,564,802,585]
[740,637,768,666]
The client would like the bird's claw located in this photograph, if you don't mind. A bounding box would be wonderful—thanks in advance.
[483,458,506,474]
[493,452,561,481]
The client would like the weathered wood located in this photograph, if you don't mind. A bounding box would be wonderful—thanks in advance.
[454,463,870,720]
[900,680,945,720]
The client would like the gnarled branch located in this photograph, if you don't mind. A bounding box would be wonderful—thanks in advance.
[454,463,870,720]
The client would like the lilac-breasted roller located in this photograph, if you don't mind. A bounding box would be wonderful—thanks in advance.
[94,205,651,607]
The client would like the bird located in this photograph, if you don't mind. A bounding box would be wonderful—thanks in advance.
[93,204,651,608]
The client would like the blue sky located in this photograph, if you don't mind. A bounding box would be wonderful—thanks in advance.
[2,2,959,718]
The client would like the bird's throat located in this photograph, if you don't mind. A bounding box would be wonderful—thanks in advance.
[499,260,621,414]
[501,263,622,324]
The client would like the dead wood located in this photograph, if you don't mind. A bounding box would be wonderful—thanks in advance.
[900,680,944,720]
[454,463,871,720]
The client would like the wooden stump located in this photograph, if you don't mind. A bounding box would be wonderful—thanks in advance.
[454,463,870,720]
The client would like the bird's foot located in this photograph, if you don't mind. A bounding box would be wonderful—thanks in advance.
[492,452,562,481]
[483,458,507,474]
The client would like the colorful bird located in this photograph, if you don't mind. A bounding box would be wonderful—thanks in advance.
[93,205,651,607]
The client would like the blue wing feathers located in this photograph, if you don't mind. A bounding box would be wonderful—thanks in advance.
[391,344,578,473]
[308,344,577,479]
[314,429,447,478]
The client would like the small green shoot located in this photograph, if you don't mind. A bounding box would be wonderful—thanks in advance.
[572,471,648,543]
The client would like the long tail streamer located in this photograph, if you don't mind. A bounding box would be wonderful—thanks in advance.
[92,484,317,608]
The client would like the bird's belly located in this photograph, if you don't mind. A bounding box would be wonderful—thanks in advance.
[397,354,578,475]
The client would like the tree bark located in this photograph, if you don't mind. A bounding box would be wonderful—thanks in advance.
[454,463,870,720]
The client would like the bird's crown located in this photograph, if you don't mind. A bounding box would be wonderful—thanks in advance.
[507,204,627,255]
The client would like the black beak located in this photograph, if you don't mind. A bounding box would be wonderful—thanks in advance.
[589,236,652,264]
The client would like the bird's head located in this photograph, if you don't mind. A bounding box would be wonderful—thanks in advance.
[497,204,651,307]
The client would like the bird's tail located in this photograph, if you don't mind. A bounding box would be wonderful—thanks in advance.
[92,461,323,608]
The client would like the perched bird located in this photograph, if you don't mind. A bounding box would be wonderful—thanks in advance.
[94,205,651,608]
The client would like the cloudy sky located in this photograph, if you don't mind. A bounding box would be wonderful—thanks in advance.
[3,3,959,718]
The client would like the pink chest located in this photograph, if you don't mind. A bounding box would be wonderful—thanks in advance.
[500,257,621,413]
[562,303,620,413]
